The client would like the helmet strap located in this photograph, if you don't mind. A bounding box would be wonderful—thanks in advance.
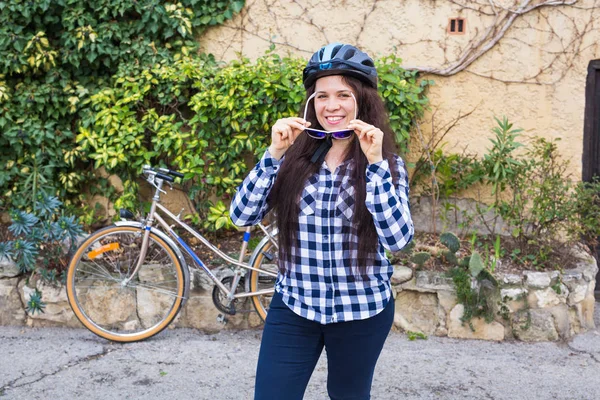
[310,135,333,164]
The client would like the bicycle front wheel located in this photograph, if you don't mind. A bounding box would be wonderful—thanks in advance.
[66,226,185,342]
[249,233,279,321]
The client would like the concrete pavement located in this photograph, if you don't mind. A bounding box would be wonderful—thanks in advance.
[1,303,599,400]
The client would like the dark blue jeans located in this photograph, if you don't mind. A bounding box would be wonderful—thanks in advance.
[254,291,395,400]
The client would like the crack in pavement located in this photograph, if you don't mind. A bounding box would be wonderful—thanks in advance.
[566,343,600,364]
[1,345,122,393]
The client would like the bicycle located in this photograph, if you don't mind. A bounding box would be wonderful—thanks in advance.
[66,165,279,342]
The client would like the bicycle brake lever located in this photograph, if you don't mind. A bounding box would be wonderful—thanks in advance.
[150,179,167,194]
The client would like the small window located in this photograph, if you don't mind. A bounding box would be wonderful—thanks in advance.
[448,18,466,35]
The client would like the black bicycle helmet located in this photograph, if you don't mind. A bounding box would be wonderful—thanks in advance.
[302,43,378,89]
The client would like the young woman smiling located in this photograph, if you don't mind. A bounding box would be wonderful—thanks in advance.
[230,43,414,400]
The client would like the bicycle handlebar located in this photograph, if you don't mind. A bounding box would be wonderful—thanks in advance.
[142,165,182,182]
[156,172,175,182]
[158,167,184,178]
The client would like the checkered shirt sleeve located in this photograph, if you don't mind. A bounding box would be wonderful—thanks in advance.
[365,155,414,251]
[229,150,280,226]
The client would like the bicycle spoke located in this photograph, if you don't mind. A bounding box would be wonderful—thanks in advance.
[81,259,118,280]
[129,282,181,298]
[76,269,121,282]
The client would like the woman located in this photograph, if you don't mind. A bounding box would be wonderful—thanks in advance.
[230,43,414,400]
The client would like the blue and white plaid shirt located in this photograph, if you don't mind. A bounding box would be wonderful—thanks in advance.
[230,150,414,324]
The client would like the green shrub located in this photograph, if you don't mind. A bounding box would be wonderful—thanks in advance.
[0,0,245,212]
[410,116,600,269]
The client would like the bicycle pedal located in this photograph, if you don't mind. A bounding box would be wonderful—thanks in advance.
[217,313,228,325]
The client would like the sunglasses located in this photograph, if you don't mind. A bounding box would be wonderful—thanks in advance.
[302,91,357,140]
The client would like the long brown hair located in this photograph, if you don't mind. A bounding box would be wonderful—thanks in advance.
[268,75,401,278]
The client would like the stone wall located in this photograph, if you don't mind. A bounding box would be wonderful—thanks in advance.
[1,252,597,342]
[392,250,598,341]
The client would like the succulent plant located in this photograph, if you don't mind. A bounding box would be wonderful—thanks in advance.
[442,250,459,266]
[469,252,485,278]
[411,252,431,267]
[440,232,460,253]
[459,255,471,268]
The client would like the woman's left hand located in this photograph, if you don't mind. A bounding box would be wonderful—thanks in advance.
[348,119,384,164]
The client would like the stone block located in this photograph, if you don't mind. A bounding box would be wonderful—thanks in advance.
[0,259,19,278]
[548,304,571,339]
[415,270,454,291]
[499,287,529,314]
[574,254,598,282]
[528,287,567,309]
[504,299,528,314]
[0,278,26,325]
[577,292,596,330]
[512,309,558,342]
[561,270,583,287]
[436,291,457,314]
[501,274,522,285]
[394,290,439,335]
[524,272,552,289]
[399,278,435,294]
[586,277,596,297]
[500,288,527,300]
[568,306,582,334]
[391,265,413,285]
[567,283,588,306]
[192,267,236,292]
[174,288,248,332]
[447,304,504,341]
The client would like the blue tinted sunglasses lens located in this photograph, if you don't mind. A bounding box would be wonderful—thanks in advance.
[304,128,328,139]
[331,129,354,140]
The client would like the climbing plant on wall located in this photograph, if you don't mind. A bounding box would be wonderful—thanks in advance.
[0,0,245,211]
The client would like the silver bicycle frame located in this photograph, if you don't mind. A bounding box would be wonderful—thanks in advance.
[126,172,277,303]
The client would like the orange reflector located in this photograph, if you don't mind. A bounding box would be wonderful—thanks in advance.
[87,242,120,259]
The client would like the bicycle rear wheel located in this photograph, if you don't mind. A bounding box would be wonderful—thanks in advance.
[66,226,185,342]
[248,233,279,321]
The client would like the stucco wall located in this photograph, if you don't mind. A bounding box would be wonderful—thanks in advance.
[198,0,600,180]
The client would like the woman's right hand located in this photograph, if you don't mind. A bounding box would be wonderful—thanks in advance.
[268,117,310,160]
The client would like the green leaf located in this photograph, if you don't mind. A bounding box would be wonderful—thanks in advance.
[469,252,485,278]
[411,252,431,266]
[232,1,245,13]
[440,232,460,253]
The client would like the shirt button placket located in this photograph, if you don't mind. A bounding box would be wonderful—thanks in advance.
[321,168,334,322]
[327,170,336,323]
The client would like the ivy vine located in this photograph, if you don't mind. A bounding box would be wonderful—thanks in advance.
[0,0,245,212]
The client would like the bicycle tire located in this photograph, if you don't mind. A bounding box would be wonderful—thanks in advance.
[66,226,185,342]
[248,232,279,321]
